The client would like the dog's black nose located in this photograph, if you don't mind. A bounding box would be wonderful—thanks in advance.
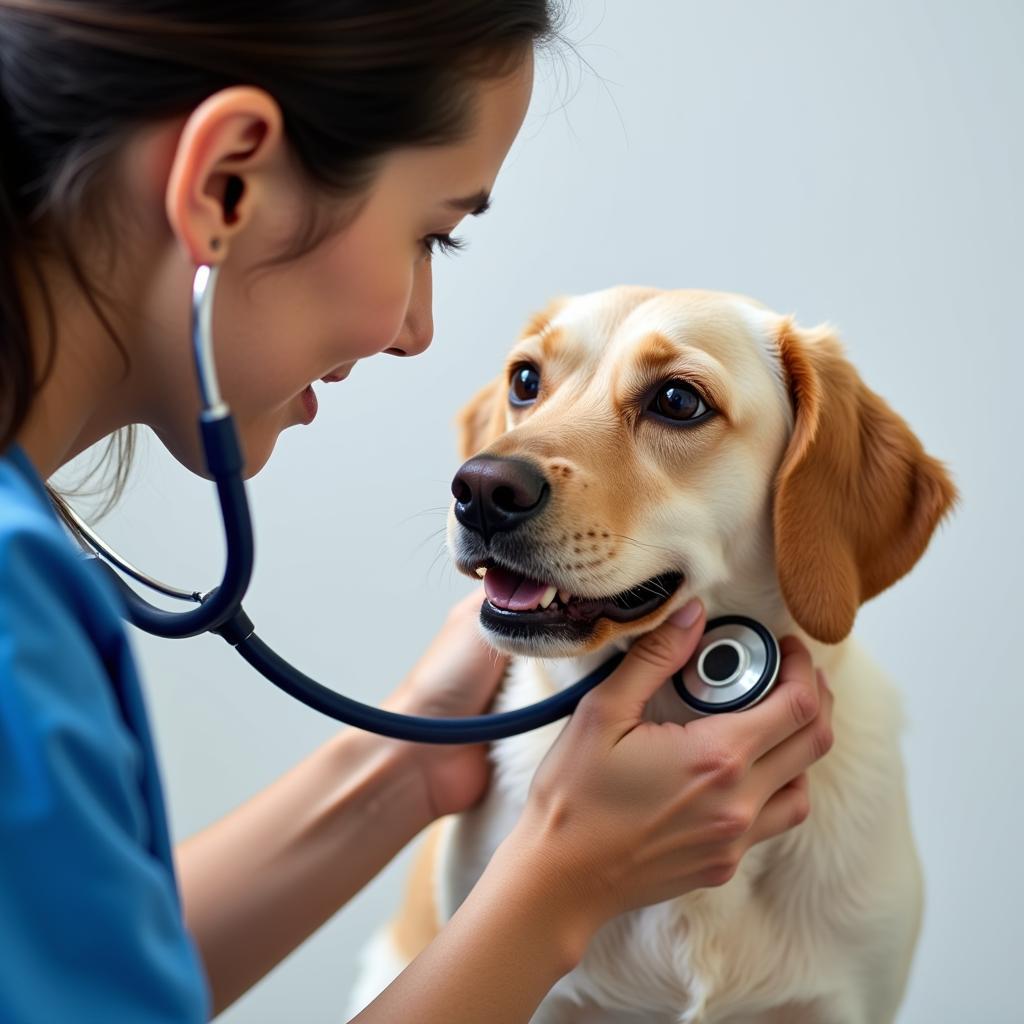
[451,456,550,541]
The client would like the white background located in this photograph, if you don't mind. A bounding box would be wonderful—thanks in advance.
[75,2,1022,1021]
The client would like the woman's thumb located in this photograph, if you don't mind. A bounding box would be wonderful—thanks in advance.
[591,598,706,723]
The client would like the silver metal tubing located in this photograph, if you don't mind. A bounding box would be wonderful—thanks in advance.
[192,264,223,411]
[50,492,204,604]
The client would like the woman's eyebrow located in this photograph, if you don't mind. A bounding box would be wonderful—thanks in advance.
[446,190,491,215]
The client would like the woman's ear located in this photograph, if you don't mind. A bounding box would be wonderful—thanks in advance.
[164,86,284,265]
[454,375,507,461]
[772,317,959,644]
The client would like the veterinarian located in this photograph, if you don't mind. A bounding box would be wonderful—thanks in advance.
[0,3,835,1021]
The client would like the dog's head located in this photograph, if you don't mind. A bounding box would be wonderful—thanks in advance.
[447,287,957,657]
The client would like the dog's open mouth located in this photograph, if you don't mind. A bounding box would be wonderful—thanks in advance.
[477,564,684,636]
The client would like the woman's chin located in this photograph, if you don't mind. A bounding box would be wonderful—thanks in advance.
[237,433,276,480]
[154,415,285,481]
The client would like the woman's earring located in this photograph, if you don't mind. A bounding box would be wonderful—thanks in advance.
[210,237,222,252]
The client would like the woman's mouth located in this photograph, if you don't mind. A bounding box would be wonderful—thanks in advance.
[322,362,356,383]
[300,384,318,424]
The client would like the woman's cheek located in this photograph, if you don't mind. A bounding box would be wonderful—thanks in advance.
[346,272,416,358]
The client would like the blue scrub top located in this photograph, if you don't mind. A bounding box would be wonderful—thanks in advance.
[0,444,209,1022]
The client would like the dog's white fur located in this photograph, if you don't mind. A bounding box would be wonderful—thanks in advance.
[347,288,956,1023]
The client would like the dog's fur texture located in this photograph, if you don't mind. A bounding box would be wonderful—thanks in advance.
[347,287,958,1023]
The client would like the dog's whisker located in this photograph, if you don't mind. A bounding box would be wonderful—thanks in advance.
[425,542,450,584]
[396,506,450,528]
[409,526,449,560]
[627,581,673,604]
[609,532,680,560]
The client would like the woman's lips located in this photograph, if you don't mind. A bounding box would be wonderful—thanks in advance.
[298,363,354,424]
[321,362,355,383]
[300,384,318,424]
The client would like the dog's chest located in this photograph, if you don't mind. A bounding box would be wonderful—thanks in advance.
[438,659,579,915]
[438,657,603,912]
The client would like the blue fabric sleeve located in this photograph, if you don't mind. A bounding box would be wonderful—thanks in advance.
[0,524,209,1023]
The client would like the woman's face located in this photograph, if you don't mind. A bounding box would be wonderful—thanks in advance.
[145,51,533,476]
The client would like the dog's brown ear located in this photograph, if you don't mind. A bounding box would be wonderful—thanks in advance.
[773,318,958,644]
[454,375,507,461]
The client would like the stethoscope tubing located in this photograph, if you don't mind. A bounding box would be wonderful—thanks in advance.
[235,632,626,743]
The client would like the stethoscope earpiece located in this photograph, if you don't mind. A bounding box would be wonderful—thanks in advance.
[673,616,780,714]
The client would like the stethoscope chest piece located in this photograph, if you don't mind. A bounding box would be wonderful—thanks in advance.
[672,615,780,714]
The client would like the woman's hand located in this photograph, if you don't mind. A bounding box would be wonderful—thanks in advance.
[381,589,509,821]
[505,600,833,944]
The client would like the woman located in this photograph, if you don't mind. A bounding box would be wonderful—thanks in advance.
[0,2,834,1021]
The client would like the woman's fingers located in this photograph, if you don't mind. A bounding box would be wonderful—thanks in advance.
[742,668,833,851]
[749,669,834,795]
[688,634,823,764]
[745,772,812,848]
[582,598,707,737]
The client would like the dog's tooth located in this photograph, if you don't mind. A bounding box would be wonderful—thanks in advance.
[558,589,572,604]
[539,585,558,609]
[475,566,488,578]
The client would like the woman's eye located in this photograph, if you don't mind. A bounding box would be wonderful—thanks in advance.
[422,232,466,258]
[510,364,541,405]
[649,381,710,422]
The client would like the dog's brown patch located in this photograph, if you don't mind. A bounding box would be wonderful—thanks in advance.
[389,821,443,961]
[454,375,507,462]
[633,331,680,375]
[522,296,568,343]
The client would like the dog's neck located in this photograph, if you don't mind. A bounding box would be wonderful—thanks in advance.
[695,513,798,641]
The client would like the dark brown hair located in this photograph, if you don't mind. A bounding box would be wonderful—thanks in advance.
[0,0,561,497]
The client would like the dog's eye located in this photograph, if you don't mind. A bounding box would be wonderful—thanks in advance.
[649,381,709,422]
[510,365,541,406]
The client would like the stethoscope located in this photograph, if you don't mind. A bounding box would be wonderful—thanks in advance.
[52,264,781,745]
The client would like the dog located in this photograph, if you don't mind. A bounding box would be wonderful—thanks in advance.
[347,286,957,1023]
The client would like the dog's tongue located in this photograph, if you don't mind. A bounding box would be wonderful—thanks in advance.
[483,566,550,612]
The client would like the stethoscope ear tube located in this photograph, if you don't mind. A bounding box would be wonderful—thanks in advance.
[92,411,254,639]
[66,264,253,639]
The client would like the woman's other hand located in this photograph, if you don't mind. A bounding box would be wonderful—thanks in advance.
[382,590,508,821]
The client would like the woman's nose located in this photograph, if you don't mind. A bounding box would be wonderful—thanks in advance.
[386,262,434,357]
[386,307,433,357]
